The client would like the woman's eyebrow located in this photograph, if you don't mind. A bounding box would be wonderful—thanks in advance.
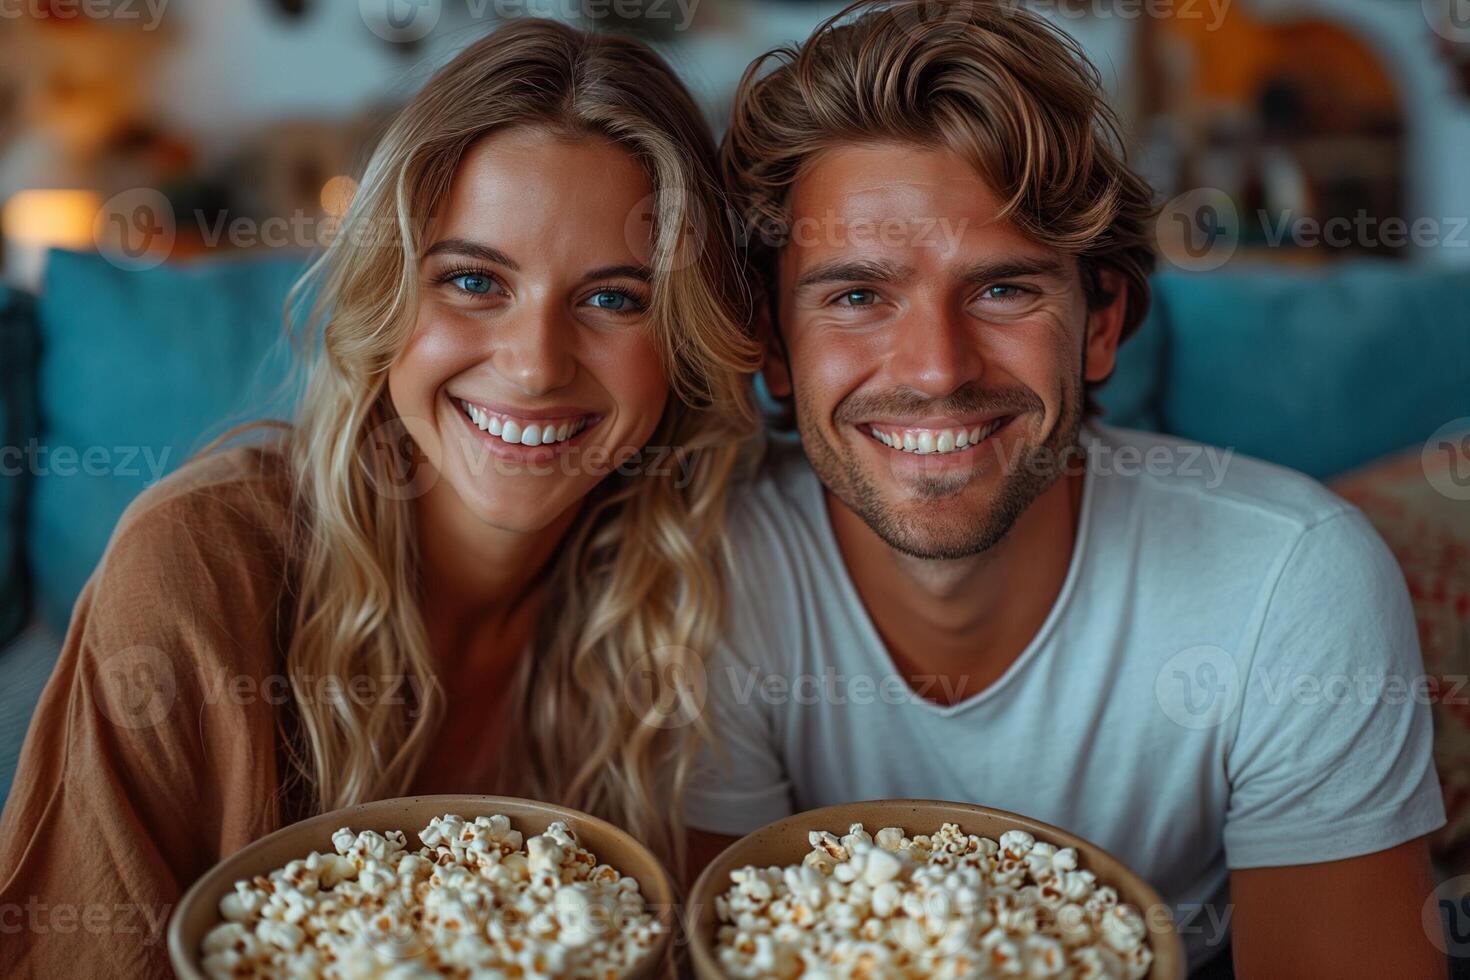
[583,264,653,283]
[423,238,520,270]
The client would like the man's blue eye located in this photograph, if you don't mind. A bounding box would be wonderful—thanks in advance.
[985,284,1023,300]
[839,289,877,306]
[588,289,639,312]
[453,274,495,295]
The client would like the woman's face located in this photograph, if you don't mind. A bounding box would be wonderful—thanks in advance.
[387,127,669,533]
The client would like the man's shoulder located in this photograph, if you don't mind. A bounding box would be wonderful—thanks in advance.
[726,434,824,545]
[1088,424,1353,536]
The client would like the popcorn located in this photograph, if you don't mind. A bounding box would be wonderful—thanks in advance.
[714,822,1154,980]
[199,814,664,979]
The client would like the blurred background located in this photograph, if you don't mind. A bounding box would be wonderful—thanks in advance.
[1,3,1469,969]
[4,0,1470,283]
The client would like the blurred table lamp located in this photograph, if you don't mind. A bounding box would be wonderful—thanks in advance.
[1,189,102,292]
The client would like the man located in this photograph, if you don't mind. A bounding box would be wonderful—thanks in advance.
[685,1,1446,975]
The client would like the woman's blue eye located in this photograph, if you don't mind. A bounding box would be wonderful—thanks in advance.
[838,289,877,306]
[452,273,495,295]
[587,289,639,312]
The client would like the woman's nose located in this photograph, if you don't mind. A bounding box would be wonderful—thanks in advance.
[490,301,577,395]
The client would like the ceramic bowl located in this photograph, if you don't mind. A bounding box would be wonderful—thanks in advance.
[168,794,674,979]
[687,799,1185,980]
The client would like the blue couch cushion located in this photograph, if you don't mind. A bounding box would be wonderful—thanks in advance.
[1156,263,1470,479]
[0,286,39,647]
[29,250,305,632]
[0,619,63,806]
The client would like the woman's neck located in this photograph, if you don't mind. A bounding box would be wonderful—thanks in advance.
[413,478,581,661]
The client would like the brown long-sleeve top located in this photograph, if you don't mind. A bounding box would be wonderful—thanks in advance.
[0,445,303,978]
[0,436,531,978]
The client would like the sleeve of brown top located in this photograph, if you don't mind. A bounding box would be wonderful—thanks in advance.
[0,446,294,980]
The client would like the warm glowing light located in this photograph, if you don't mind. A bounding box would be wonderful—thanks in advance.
[320,176,357,217]
[2,189,104,249]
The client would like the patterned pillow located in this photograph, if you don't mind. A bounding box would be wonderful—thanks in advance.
[1331,430,1470,862]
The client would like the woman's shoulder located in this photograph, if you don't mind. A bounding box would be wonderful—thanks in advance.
[112,434,295,563]
[84,434,299,654]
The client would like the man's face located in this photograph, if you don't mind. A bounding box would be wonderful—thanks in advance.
[771,143,1124,559]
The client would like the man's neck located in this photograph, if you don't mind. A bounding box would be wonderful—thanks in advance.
[827,470,1086,707]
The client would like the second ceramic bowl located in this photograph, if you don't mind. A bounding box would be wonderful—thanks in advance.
[687,799,1186,980]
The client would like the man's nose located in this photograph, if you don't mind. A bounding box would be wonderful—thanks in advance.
[886,305,985,398]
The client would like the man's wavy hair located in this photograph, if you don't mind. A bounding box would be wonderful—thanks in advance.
[721,0,1157,411]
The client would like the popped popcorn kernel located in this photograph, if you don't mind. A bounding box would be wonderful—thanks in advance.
[200,813,664,979]
[714,821,1154,980]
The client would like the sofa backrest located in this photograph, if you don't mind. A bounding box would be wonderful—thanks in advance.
[1097,264,1470,479]
[7,254,1468,635]
[27,250,306,632]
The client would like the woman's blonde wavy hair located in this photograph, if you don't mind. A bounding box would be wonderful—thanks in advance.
[275,18,759,870]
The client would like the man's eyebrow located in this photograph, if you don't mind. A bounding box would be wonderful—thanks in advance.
[958,257,1068,283]
[423,238,520,270]
[795,259,915,289]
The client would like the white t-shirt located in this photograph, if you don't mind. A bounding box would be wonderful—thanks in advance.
[686,424,1445,970]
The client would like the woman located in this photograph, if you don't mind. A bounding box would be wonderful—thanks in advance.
[0,19,758,978]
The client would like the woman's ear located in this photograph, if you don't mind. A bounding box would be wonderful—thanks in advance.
[1083,268,1129,385]
[756,303,793,398]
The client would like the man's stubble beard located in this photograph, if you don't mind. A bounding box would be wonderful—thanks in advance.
[795,369,1084,561]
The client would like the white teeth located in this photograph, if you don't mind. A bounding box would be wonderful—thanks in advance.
[460,399,590,447]
[870,418,1005,456]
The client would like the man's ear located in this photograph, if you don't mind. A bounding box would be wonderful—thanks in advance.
[1083,268,1129,384]
[756,301,793,398]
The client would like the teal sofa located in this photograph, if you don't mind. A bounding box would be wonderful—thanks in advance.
[0,251,1468,804]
